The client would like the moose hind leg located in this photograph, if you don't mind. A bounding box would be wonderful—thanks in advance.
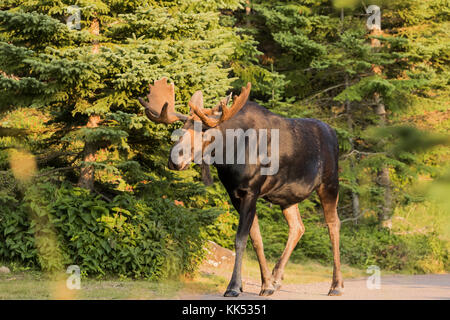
[317,184,344,296]
[250,214,275,296]
[271,204,305,291]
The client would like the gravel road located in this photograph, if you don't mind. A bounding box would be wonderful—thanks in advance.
[182,274,450,300]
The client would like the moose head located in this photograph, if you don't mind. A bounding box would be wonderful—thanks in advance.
[138,77,251,184]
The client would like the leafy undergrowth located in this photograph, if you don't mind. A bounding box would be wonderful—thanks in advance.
[0,181,222,280]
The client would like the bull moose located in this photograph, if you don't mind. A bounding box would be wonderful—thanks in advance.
[138,78,343,297]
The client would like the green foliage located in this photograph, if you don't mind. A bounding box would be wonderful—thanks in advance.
[254,202,448,273]
[340,226,449,272]
[0,0,448,279]
[204,211,239,249]
[0,0,244,193]
[366,125,450,163]
[0,181,219,278]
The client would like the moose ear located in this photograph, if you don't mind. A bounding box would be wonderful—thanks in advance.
[200,162,213,186]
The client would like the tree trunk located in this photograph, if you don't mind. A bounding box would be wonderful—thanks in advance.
[378,166,392,226]
[341,9,361,224]
[344,75,361,224]
[90,18,100,54]
[78,18,100,190]
[374,93,392,226]
[370,23,392,227]
[78,115,100,190]
[245,1,251,27]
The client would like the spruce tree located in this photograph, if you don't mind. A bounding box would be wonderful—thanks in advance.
[0,0,244,192]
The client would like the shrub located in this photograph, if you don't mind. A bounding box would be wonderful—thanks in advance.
[336,224,447,273]
[0,181,219,279]
[204,211,238,250]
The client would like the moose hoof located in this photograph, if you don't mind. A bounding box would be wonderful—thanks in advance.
[327,288,343,296]
[259,288,275,296]
[224,290,241,297]
[272,281,282,291]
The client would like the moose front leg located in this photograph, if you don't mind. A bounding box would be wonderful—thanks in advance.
[224,191,258,297]
[271,204,305,291]
[249,214,275,296]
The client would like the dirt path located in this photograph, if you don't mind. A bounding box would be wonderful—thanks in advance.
[181,274,450,300]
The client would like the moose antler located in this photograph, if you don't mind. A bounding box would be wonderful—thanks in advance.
[138,77,188,124]
[189,83,251,127]
[188,91,232,117]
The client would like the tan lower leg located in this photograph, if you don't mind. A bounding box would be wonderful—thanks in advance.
[327,220,343,290]
[272,204,305,286]
[250,215,273,290]
[317,187,344,295]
